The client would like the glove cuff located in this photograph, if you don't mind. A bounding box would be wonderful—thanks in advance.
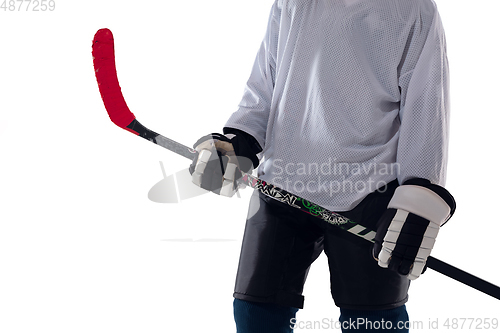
[389,181,455,226]
[223,127,262,169]
[402,178,456,219]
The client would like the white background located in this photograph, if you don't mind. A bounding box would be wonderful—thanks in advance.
[0,0,499,332]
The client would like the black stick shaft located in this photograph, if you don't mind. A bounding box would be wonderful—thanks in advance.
[128,119,500,301]
[127,119,196,160]
[426,257,500,300]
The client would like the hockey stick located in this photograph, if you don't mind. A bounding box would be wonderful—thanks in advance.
[92,28,500,301]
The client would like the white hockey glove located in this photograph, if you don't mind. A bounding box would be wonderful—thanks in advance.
[373,178,456,280]
[189,130,261,197]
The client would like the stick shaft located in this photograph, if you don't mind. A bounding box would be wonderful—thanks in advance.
[127,119,373,235]
[127,119,195,160]
[131,119,500,301]
[426,257,500,300]
[129,119,500,300]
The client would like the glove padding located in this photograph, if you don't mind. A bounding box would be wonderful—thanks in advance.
[189,132,259,197]
[373,178,456,280]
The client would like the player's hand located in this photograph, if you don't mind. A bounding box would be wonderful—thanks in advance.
[189,133,259,197]
[373,178,456,280]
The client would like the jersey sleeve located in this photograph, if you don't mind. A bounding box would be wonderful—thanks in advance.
[223,1,281,150]
[396,1,450,186]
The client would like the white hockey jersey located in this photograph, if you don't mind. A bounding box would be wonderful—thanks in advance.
[225,0,450,211]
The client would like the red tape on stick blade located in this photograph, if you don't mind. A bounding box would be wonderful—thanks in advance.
[92,28,137,133]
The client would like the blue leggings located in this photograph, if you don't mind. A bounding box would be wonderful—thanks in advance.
[234,299,409,333]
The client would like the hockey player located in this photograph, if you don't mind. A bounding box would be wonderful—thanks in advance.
[189,0,456,332]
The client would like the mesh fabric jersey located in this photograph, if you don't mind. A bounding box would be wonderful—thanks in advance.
[225,0,449,211]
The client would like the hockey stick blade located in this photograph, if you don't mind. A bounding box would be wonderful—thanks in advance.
[92,28,195,159]
[92,28,500,301]
[92,28,136,132]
